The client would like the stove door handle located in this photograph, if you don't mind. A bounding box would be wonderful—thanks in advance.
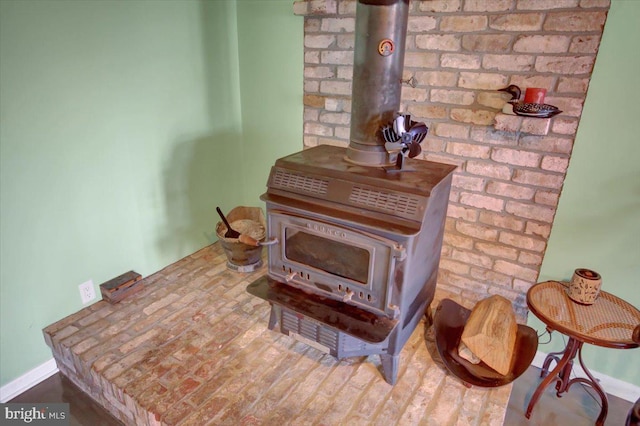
[239,235,279,247]
[285,271,297,282]
[260,238,279,246]
[393,244,407,261]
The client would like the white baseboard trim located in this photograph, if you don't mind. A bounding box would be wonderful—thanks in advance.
[0,358,59,403]
[532,350,639,403]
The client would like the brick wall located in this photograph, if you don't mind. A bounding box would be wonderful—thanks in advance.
[294,0,609,314]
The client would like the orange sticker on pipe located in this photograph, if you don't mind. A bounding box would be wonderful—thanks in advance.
[378,39,394,56]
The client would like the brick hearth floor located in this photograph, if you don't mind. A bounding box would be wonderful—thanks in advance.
[44,243,512,425]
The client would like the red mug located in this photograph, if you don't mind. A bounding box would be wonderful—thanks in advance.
[524,88,546,104]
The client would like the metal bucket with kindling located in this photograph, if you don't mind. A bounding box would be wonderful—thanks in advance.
[216,206,267,272]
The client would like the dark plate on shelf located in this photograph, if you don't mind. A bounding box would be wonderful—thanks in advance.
[515,110,561,118]
[433,298,538,387]
[514,103,562,118]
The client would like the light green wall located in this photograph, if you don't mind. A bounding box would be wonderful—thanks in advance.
[236,0,303,204]
[0,0,301,387]
[0,0,239,385]
[532,0,640,387]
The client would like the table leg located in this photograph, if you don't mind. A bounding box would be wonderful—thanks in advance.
[525,338,581,419]
[554,339,581,395]
[563,345,609,426]
[540,348,567,378]
[527,337,609,425]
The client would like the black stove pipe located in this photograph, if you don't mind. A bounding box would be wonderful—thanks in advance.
[346,0,410,166]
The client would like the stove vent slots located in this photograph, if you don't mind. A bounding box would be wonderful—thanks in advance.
[349,186,420,216]
[280,309,379,355]
[272,169,329,195]
[282,310,338,350]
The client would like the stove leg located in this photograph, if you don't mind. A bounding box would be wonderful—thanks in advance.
[380,354,399,385]
[268,304,279,330]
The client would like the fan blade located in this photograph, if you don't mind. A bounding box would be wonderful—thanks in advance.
[408,141,422,158]
[393,115,407,135]
[407,122,428,138]
[382,125,399,143]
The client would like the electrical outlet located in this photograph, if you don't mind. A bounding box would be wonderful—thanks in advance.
[79,280,96,304]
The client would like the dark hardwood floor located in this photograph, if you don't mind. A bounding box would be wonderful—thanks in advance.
[504,366,632,426]
[9,365,633,425]
[9,373,122,426]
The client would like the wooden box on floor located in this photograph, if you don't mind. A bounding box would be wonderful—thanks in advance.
[99,271,143,304]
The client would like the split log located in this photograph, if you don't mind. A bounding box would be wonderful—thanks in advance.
[459,295,517,375]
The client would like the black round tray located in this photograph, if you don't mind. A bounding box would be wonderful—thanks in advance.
[433,298,538,387]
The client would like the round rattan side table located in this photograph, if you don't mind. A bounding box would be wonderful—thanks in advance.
[526,280,640,425]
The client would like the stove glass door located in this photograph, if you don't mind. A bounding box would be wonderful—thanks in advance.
[285,229,369,284]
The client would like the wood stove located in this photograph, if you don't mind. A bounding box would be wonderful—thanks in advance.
[247,0,456,384]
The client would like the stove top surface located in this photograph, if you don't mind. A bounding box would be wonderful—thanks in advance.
[274,145,457,197]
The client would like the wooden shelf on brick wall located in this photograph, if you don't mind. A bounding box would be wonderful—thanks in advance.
[494,112,552,136]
